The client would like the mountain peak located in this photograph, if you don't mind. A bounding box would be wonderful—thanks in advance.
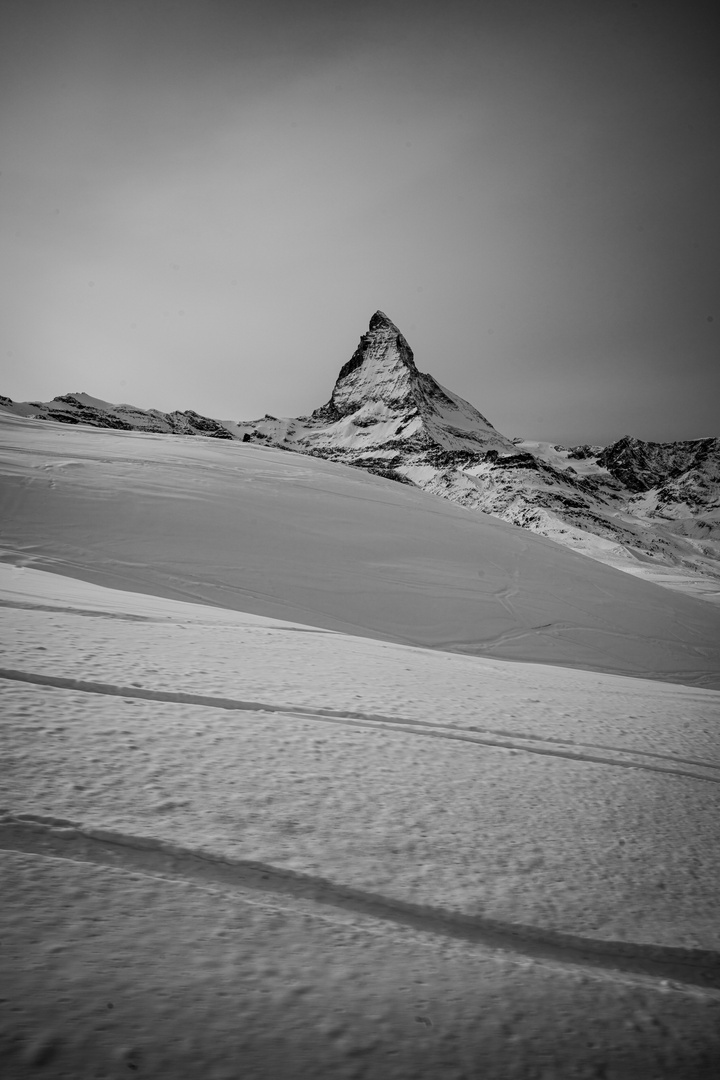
[368,310,400,333]
[331,311,418,416]
[286,311,514,462]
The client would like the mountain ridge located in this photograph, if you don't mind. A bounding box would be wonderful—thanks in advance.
[2,311,718,602]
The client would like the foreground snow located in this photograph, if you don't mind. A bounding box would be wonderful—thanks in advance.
[2,569,720,1077]
[2,415,720,1076]
[2,561,720,951]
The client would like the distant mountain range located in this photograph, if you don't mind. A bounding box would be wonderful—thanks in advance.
[0,391,236,439]
[3,310,718,601]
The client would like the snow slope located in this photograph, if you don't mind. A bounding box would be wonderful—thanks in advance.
[1,411,719,686]
[2,559,720,952]
[2,412,720,1076]
[2,568,720,1075]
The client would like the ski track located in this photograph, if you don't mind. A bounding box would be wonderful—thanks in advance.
[2,667,720,786]
[0,598,155,621]
[1,813,718,995]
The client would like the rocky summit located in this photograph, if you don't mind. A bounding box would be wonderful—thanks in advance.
[320,310,515,455]
[233,311,515,476]
[2,312,719,601]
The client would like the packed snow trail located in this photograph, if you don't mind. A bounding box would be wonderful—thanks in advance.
[6,847,720,1079]
[2,667,720,786]
[1,814,719,993]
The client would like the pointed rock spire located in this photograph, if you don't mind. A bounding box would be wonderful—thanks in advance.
[331,311,418,415]
[368,310,401,333]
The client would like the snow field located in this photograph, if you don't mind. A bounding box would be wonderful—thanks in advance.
[2,411,720,686]
[2,567,720,951]
[3,415,720,1075]
[6,850,720,1080]
[2,680,719,951]
[3,571,719,766]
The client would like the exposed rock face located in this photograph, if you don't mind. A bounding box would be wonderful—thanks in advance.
[46,395,135,430]
[236,311,516,475]
[3,312,718,599]
[0,392,235,439]
[323,311,503,449]
[331,310,420,414]
[598,435,720,494]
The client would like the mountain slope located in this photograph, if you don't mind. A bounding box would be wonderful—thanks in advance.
[3,528,720,1078]
[2,311,718,601]
[0,391,236,439]
[2,409,720,686]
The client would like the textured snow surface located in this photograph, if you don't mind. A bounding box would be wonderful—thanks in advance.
[2,412,720,686]
[2,562,720,951]
[2,413,720,1077]
[5,850,720,1080]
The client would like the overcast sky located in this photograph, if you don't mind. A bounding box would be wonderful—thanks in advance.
[1,0,718,444]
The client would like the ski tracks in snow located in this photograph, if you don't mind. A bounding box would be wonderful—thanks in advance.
[1,811,719,995]
[3,661,720,998]
[2,666,720,787]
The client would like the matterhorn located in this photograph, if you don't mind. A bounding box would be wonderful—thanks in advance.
[2,310,718,601]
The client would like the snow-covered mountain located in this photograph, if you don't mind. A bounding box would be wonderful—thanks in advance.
[3,310,718,601]
[233,310,517,468]
[233,311,720,602]
[0,391,235,438]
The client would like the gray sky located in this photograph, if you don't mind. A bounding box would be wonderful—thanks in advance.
[1,0,718,444]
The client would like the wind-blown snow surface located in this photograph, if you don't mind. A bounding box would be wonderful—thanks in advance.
[2,558,720,946]
[2,566,720,1075]
[1,412,720,687]
[2,412,720,1076]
